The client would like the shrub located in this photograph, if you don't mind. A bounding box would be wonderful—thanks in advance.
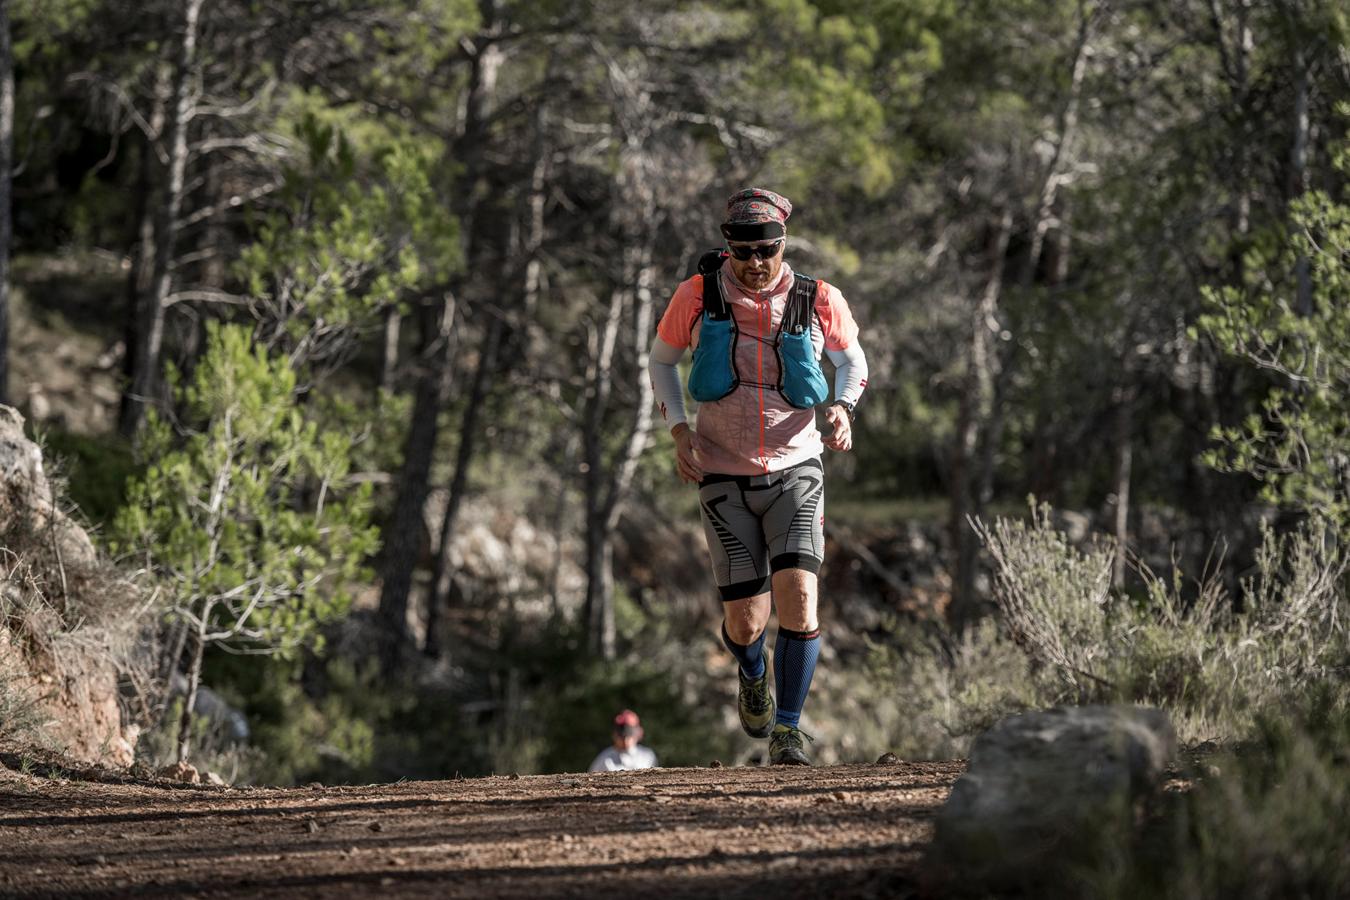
[971,501,1348,744]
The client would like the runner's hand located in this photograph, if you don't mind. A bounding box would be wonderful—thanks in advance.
[823,404,853,452]
[672,424,705,483]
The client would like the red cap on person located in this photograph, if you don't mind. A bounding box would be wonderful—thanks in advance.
[613,709,640,729]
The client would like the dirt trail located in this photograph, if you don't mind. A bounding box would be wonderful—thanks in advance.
[0,760,963,898]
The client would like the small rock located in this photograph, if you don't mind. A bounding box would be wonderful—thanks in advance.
[388,857,407,867]
[157,762,200,784]
[561,778,581,788]
[875,752,899,765]
[93,855,107,866]
[305,819,320,834]
[205,772,226,787]
[510,772,521,780]
[307,782,323,789]
[560,834,575,843]
[766,855,799,870]
[650,795,672,804]
[709,759,724,768]
[368,821,384,832]
[832,791,851,802]
[380,877,396,887]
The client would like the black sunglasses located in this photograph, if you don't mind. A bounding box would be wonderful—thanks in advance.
[727,240,784,261]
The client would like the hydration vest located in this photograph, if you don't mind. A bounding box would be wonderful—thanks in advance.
[687,250,831,410]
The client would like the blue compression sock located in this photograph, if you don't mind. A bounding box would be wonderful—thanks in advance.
[721,622,767,680]
[774,626,821,728]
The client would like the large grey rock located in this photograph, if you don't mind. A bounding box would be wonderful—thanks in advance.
[926,704,1175,892]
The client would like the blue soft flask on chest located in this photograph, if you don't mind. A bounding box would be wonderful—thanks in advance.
[777,275,830,409]
[688,260,740,402]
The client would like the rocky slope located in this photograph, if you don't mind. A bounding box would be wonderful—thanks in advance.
[0,405,142,766]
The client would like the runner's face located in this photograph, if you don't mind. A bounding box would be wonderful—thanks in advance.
[728,238,785,290]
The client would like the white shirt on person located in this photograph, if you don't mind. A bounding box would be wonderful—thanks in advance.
[588,744,657,772]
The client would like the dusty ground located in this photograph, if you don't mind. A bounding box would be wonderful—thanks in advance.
[0,757,963,899]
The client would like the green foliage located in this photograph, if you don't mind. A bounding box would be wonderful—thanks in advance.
[202,653,481,787]
[970,500,1348,744]
[1198,148,1350,528]
[861,617,1041,760]
[38,429,137,530]
[113,322,379,656]
[236,113,460,364]
[446,611,739,776]
[1085,694,1350,899]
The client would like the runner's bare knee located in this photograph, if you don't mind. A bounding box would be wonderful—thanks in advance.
[772,569,818,631]
[723,593,771,644]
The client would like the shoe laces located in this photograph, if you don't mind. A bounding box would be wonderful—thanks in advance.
[743,673,772,715]
[772,726,814,750]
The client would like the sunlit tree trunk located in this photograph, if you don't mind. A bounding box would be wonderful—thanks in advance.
[1289,44,1311,315]
[583,239,656,659]
[175,606,209,765]
[380,308,401,391]
[1111,384,1133,589]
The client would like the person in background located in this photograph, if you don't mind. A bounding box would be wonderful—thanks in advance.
[588,709,658,772]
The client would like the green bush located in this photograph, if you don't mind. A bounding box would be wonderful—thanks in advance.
[971,502,1348,744]
[1088,693,1350,899]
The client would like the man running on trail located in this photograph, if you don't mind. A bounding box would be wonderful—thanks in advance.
[648,188,868,765]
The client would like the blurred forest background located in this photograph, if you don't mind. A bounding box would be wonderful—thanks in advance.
[0,0,1347,848]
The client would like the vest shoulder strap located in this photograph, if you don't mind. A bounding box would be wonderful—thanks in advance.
[696,249,731,321]
[783,273,819,335]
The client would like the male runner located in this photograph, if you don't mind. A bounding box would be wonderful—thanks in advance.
[648,188,868,765]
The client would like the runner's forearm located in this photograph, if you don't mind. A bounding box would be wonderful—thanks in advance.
[649,337,688,429]
[825,343,868,407]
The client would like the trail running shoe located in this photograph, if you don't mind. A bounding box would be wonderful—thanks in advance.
[738,667,776,739]
[769,724,814,766]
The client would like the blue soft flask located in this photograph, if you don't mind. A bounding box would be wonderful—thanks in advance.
[778,328,829,409]
[689,315,738,401]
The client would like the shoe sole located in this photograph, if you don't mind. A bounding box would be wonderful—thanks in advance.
[742,720,774,739]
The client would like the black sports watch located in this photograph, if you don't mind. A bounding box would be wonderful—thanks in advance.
[830,398,855,423]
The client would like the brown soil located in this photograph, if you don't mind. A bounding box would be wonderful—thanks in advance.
[0,759,964,898]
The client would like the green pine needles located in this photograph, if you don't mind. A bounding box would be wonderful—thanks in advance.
[1198,141,1350,531]
[113,322,379,763]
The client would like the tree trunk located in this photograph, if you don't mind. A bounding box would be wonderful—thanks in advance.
[175,613,207,764]
[120,66,170,434]
[380,0,499,664]
[1022,1,1092,286]
[548,433,577,619]
[123,0,204,436]
[1289,45,1312,315]
[0,0,13,404]
[1111,385,1133,590]
[380,307,401,391]
[583,237,657,659]
[377,295,456,670]
[948,207,1012,633]
[425,315,502,659]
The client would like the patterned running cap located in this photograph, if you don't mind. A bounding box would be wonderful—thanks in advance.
[721,188,792,242]
[613,709,641,729]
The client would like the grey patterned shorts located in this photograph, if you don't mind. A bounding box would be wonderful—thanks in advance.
[696,458,825,602]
